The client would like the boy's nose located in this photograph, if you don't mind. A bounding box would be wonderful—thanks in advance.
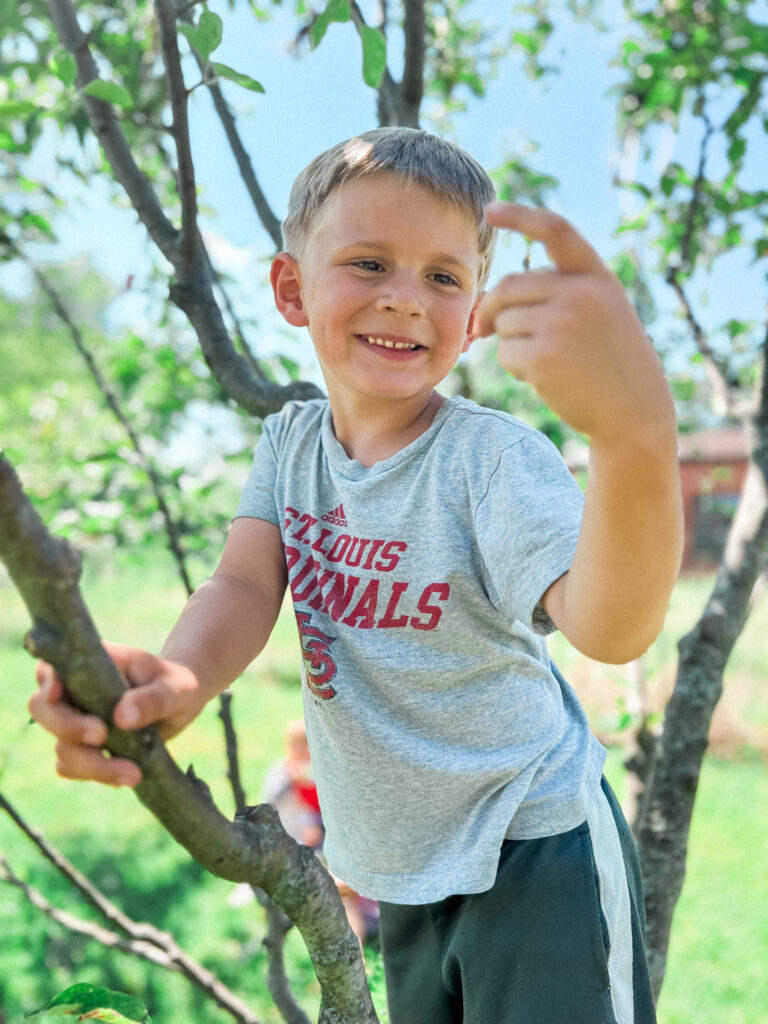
[375,278,425,317]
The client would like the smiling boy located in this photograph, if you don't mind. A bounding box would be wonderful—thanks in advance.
[31,128,682,1023]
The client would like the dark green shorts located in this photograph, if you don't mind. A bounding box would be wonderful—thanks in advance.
[378,778,655,1024]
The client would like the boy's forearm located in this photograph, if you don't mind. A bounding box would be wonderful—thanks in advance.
[160,571,285,701]
[545,418,683,663]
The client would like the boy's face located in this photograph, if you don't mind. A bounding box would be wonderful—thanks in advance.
[272,173,483,409]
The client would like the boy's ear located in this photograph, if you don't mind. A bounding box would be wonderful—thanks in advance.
[461,294,484,354]
[270,252,309,327]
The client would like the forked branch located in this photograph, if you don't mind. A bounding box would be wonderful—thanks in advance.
[46,0,322,417]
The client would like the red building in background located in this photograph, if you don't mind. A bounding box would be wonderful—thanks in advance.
[678,427,748,571]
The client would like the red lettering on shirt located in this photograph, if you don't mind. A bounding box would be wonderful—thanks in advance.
[374,540,408,572]
[283,506,450,634]
[411,583,451,631]
[342,579,380,629]
[377,581,410,628]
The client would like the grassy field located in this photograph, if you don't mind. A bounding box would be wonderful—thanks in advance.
[0,549,766,1022]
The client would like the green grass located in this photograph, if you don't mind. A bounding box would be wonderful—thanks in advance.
[1,552,766,1022]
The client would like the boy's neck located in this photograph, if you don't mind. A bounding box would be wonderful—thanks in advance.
[329,390,446,467]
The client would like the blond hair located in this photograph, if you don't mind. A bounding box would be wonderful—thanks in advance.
[282,128,497,289]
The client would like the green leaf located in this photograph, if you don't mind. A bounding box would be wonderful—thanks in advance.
[512,31,539,55]
[20,211,55,239]
[727,136,746,165]
[310,0,350,48]
[25,983,150,1022]
[178,11,223,62]
[82,80,134,110]
[0,100,38,119]
[359,25,386,89]
[49,50,77,87]
[247,0,271,20]
[725,319,750,339]
[755,238,768,261]
[210,63,265,93]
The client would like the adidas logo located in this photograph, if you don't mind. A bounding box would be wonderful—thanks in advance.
[321,503,348,527]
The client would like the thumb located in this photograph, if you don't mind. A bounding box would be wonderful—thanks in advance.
[112,682,170,731]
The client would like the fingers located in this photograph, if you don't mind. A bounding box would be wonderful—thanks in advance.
[30,660,142,788]
[484,202,602,275]
[477,274,553,338]
[54,740,142,788]
[29,663,108,746]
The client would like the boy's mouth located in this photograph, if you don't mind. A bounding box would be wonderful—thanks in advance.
[357,334,423,352]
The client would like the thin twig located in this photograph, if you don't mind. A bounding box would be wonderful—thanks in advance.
[26,254,195,596]
[665,267,734,417]
[0,846,264,1024]
[46,0,178,260]
[255,887,312,1024]
[0,791,152,940]
[218,690,248,813]
[680,104,713,272]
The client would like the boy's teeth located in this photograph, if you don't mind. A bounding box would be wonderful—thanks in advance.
[364,335,418,351]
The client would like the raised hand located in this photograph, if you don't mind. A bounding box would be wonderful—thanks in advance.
[478,202,674,445]
[29,643,206,787]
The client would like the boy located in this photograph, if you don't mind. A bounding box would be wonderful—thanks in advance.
[31,128,682,1023]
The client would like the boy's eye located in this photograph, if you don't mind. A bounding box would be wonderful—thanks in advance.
[352,259,384,272]
[431,272,460,287]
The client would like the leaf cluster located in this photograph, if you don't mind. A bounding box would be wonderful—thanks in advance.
[616,0,768,274]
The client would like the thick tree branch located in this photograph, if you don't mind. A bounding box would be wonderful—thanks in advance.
[0,847,264,1024]
[167,259,323,416]
[46,0,179,261]
[0,456,378,1023]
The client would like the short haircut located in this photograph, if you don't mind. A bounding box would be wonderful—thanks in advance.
[282,127,497,289]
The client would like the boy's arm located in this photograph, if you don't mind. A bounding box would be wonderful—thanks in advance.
[479,203,683,664]
[29,517,287,786]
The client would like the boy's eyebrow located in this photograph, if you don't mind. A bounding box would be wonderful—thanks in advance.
[338,241,475,272]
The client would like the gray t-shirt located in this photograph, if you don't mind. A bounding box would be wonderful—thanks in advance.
[235,395,605,904]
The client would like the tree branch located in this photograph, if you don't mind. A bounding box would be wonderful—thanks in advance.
[46,0,179,261]
[0,455,378,1023]
[680,104,713,272]
[154,0,199,271]
[196,64,283,250]
[255,888,312,1024]
[400,0,425,122]
[665,267,735,418]
[167,258,323,416]
[0,846,264,1024]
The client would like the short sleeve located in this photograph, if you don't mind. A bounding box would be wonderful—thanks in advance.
[475,433,584,634]
[233,426,280,526]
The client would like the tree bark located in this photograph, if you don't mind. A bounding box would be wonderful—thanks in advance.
[0,454,378,1024]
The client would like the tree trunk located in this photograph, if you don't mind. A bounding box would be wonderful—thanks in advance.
[636,339,768,998]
